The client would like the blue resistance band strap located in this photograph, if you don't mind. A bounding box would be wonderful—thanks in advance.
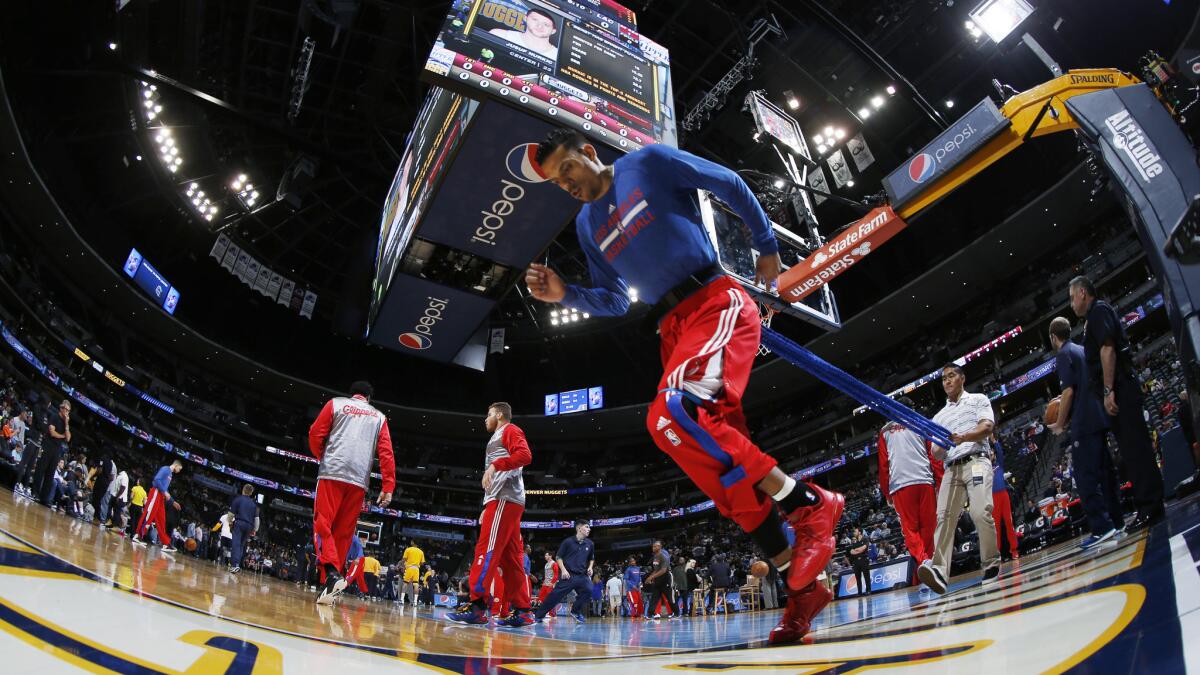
[760,327,954,449]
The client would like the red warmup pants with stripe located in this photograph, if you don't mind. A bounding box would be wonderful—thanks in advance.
[537,584,558,616]
[313,479,365,582]
[135,488,171,546]
[645,277,778,533]
[626,589,643,618]
[345,557,369,593]
[467,498,531,610]
[993,489,1019,558]
[891,483,936,565]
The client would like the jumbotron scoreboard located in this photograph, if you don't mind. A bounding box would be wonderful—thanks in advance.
[367,0,673,368]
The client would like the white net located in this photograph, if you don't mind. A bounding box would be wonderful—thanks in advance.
[757,302,777,357]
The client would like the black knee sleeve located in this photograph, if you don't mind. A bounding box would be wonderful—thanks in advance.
[749,508,789,558]
[680,395,699,420]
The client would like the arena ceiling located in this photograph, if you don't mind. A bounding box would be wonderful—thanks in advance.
[0,0,1195,417]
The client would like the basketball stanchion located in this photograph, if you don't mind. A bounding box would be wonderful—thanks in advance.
[759,326,954,449]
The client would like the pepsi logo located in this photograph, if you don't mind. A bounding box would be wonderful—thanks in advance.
[399,332,431,350]
[505,143,548,183]
[908,153,937,183]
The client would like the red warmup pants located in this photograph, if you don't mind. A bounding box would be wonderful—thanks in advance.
[891,483,936,564]
[646,277,778,533]
[467,499,531,610]
[626,589,643,618]
[313,479,365,582]
[993,489,1019,558]
[345,557,369,593]
[537,584,558,616]
[136,488,171,546]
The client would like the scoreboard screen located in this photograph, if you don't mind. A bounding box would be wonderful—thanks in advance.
[123,248,180,315]
[424,0,676,149]
[544,385,604,415]
[369,89,480,329]
[559,388,588,414]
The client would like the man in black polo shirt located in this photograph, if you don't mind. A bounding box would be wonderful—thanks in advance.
[529,520,594,624]
[1048,316,1124,548]
[1069,276,1164,529]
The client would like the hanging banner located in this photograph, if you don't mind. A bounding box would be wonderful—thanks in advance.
[209,234,230,261]
[277,278,295,307]
[776,206,909,301]
[847,133,875,172]
[489,328,505,354]
[300,290,318,319]
[243,257,261,287]
[267,272,283,301]
[221,243,239,273]
[254,265,272,296]
[808,165,830,205]
[827,149,853,188]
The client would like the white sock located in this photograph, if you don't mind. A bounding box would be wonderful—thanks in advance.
[772,476,797,502]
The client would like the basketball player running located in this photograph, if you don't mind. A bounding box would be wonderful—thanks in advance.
[446,402,534,626]
[308,381,395,605]
[526,129,844,644]
[132,460,183,552]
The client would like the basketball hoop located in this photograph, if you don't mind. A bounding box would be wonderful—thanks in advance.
[757,300,778,357]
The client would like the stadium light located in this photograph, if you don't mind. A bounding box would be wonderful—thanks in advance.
[784,89,800,110]
[945,100,956,109]
[834,128,846,140]
[968,0,1034,43]
[108,42,117,51]
[870,95,885,109]
[886,84,896,95]
[812,134,825,145]
[629,287,640,303]
[773,179,786,189]
[858,107,871,119]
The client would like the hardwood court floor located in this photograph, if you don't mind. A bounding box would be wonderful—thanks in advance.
[0,488,1196,673]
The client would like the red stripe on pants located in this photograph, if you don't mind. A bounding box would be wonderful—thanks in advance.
[993,489,1019,557]
[312,479,365,580]
[135,488,171,546]
[467,499,531,609]
[891,483,936,564]
[645,278,777,532]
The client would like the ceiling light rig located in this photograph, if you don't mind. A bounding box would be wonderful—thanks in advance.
[185,183,219,222]
[231,174,261,210]
[549,307,588,327]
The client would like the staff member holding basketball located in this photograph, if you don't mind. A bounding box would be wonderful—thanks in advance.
[525,129,843,644]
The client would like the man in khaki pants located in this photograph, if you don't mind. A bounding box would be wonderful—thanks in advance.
[918,363,999,594]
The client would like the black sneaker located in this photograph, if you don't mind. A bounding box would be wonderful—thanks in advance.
[317,567,347,605]
[981,566,1000,585]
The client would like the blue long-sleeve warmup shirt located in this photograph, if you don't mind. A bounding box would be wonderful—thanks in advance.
[152,466,172,498]
[623,565,641,589]
[561,144,778,317]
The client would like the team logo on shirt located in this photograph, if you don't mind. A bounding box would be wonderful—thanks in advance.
[505,143,549,183]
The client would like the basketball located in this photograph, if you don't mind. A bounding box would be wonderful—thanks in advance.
[185,538,197,552]
[1044,396,1062,425]
[750,560,769,578]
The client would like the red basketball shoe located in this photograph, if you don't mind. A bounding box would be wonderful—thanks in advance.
[768,582,832,645]
[783,483,844,591]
